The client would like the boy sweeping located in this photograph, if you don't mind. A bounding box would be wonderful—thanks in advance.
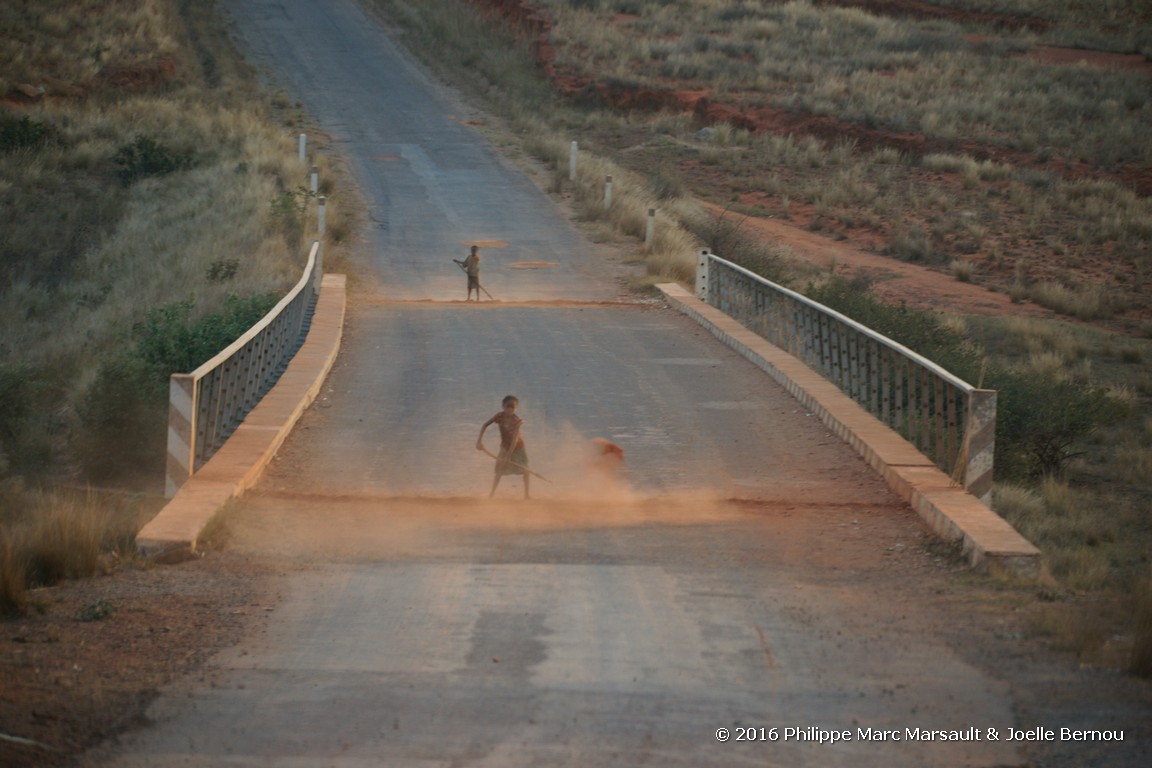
[454,245,482,301]
[477,395,531,499]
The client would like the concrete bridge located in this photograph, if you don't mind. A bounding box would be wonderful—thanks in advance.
[94,1,1084,766]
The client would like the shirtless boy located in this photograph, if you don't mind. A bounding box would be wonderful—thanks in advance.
[477,395,530,499]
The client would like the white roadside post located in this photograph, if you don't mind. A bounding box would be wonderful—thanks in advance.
[310,164,319,195]
[569,140,577,182]
[604,175,613,213]
[298,133,307,165]
[317,196,327,267]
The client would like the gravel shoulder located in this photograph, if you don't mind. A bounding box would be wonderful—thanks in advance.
[0,552,279,767]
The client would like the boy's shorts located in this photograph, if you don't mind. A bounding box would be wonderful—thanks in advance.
[495,444,529,476]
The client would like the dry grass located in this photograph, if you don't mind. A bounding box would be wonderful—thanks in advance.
[948,481,1145,670]
[1132,577,1152,677]
[525,0,1152,321]
[1023,600,1112,664]
[0,487,151,616]
[1,102,309,370]
[1027,281,1119,321]
[1114,440,1152,486]
[0,531,28,615]
[1,0,345,487]
[545,1,1152,163]
[994,480,1107,587]
[1,0,352,601]
[950,258,975,282]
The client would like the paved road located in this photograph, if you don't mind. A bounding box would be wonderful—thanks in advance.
[92,0,1029,765]
[223,0,612,302]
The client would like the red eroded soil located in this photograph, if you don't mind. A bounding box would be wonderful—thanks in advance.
[699,201,1057,318]
[473,0,1152,196]
[1028,45,1152,75]
[814,0,1052,32]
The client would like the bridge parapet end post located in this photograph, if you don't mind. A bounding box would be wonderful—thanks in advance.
[166,373,197,498]
[964,388,997,505]
[696,249,710,301]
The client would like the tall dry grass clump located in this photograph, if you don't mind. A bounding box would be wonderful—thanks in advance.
[0,531,28,616]
[0,486,141,616]
[18,491,116,585]
[1131,576,1152,678]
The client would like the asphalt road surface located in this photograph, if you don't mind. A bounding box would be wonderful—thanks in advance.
[85,1,1102,765]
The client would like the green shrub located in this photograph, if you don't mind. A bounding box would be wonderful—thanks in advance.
[114,135,195,186]
[0,363,36,452]
[0,114,55,153]
[77,598,116,622]
[992,368,1128,479]
[690,209,789,284]
[888,224,934,262]
[805,275,983,374]
[132,293,279,381]
[77,352,166,481]
[0,362,56,478]
[78,293,277,482]
[270,186,315,249]
[207,258,240,283]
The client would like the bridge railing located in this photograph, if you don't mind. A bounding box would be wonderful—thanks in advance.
[697,251,996,502]
[165,240,323,497]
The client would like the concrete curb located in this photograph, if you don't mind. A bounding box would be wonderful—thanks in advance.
[657,283,1040,579]
[136,274,347,562]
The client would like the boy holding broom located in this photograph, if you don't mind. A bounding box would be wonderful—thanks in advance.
[477,395,531,498]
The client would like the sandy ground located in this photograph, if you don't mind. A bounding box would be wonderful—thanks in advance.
[0,554,278,766]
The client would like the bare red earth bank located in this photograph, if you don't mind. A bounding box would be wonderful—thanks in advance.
[466,0,1152,197]
[2,57,180,109]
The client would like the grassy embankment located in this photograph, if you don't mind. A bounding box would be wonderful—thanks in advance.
[365,0,1152,674]
[0,0,352,613]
